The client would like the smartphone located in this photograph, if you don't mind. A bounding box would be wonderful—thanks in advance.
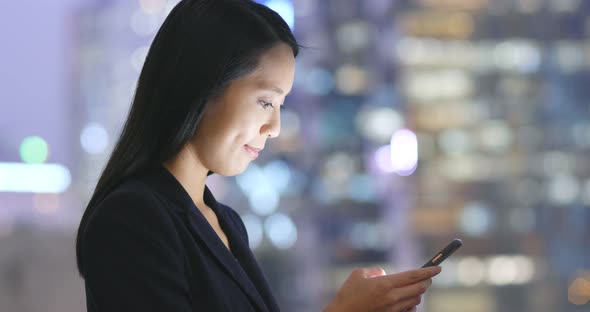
[421,238,463,268]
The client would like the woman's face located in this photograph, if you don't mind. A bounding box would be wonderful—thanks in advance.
[191,43,296,176]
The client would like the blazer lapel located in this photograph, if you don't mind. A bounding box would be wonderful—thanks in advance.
[138,166,269,312]
[216,205,280,312]
[183,194,269,312]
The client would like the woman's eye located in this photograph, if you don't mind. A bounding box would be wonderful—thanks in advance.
[260,101,274,109]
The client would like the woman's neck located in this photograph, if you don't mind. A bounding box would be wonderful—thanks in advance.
[163,146,210,211]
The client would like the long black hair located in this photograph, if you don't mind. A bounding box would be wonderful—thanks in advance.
[76,0,299,276]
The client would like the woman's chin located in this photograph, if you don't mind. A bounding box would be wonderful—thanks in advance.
[212,163,249,177]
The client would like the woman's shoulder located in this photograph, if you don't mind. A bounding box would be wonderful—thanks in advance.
[81,179,185,279]
[86,179,173,234]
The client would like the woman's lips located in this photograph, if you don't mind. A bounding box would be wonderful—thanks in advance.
[244,145,261,159]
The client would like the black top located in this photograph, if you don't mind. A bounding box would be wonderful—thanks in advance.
[81,165,279,311]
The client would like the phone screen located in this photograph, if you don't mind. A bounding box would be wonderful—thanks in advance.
[421,238,463,268]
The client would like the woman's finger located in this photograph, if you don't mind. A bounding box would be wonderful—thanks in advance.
[372,295,422,312]
[389,295,422,312]
[373,266,440,289]
[376,278,431,308]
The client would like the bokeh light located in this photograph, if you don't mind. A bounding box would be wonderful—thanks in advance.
[80,123,109,155]
[390,129,418,176]
[568,272,590,305]
[335,64,368,95]
[20,136,49,164]
[457,257,486,286]
[356,107,404,143]
[264,212,297,249]
[375,145,395,173]
[460,202,493,237]
[241,213,264,249]
[0,163,71,193]
[304,68,334,96]
[248,187,280,216]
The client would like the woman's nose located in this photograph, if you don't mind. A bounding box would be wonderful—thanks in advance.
[261,110,281,138]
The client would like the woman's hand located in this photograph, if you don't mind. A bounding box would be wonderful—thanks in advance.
[324,266,441,312]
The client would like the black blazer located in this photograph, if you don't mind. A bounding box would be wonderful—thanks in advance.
[81,165,280,311]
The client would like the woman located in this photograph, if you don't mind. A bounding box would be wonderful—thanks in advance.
[75,0,441,311]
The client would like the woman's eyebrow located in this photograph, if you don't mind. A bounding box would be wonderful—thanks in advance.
[257,81,290,96]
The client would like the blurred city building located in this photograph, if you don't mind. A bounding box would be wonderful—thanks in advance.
[1,0,589,311]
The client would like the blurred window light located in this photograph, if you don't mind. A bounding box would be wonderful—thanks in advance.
[554,41,585,73]
[547,174,580,205]
[515,125,542,150]
[241,213,264,249]
[477,120,513,154]
[568,273,590,305]
[278,109,301,141]
[581,179,590,205]
[512,255,535,284]
[433,255,536,287]
[248,187,280,216]
[304,68,334,96]
[311,177,337,204]
[439,155,482,181]
[390,129,418,176]
[429,290,496,311]
[457,257,486,286]
[516,0,543,13]
[572,122,590,148]
[416,132,436,160]
[438,128,474,156]
[348,175,376,202]
[336,20,373,53]
[460,201,493,237]
[236,163,265,194]
[356,107,404,143]
[395,38,479,68]
[263,160,292,194]
[139,0,167,15]
[375,145,395,173]
[349,221,379,249]
[323,153,358,183]
[335,65,368,95]
[509,207,536,234]
[20,136,49,164]
[403,69,473,101]
[487,256,518,286]
[432,259,458,287]
[80,123,109,155]
[496,76,533,98]
[264,212,297,249]
[0,163,71,193]
[417,0,488,11]
[542,151,574,175]
[399,11,474,39]
[548,0,581,13]
[237,163,284,215]
[492,40,541,73]
[258,0,294,30]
